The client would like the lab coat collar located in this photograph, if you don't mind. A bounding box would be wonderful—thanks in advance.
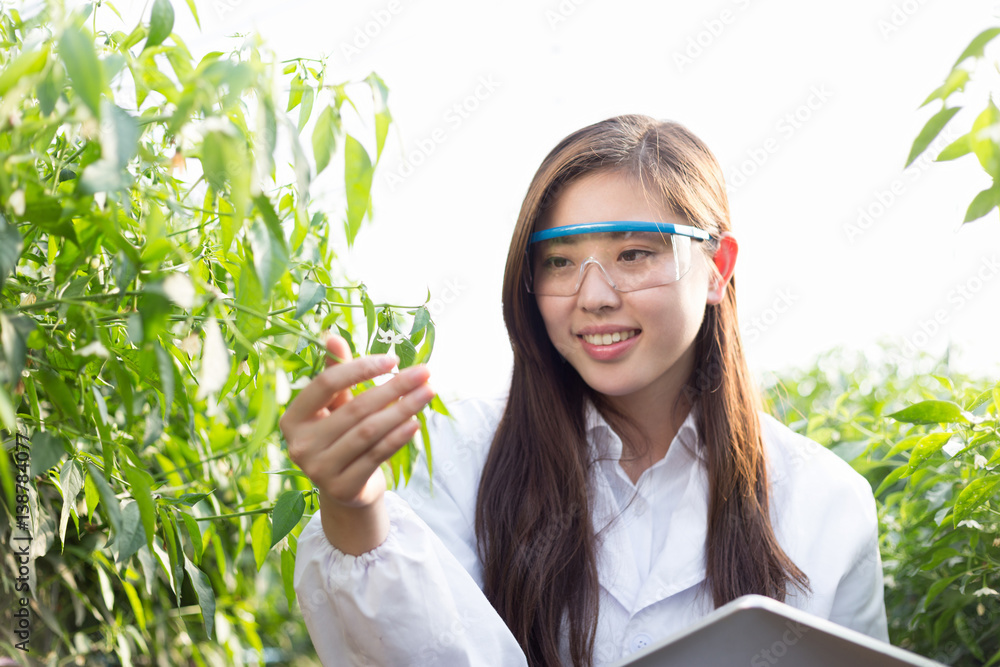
[584,399,709,615]
[583,398,704,464]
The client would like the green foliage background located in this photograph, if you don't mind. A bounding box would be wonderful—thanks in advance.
[0,2,997,666]
[0,1,438,663]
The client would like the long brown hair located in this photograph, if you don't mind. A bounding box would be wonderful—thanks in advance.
[474,115,810,666]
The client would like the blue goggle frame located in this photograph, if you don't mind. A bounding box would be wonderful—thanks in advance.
[529,220,714,244]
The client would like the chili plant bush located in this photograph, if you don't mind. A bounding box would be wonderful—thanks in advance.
[0,1,439,663]
[764,346,1000,666]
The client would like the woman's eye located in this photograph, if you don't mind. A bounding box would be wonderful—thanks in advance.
[620,249,653,262]
[543,256,571,269]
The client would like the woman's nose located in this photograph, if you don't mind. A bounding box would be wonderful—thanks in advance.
[576,260,621,311]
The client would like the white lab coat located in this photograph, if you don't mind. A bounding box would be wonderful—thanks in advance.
[294,396,888,666]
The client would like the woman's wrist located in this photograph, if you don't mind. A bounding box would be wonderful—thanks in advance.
[319,492,390,556]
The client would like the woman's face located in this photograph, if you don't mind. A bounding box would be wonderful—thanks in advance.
[534,170,723,404]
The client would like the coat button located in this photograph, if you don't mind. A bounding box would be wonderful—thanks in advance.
[630,633,653,652]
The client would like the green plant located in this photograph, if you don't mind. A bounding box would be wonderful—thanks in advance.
[0,1,439,663]
[764,345,1000,666]
[906,25,1000,223]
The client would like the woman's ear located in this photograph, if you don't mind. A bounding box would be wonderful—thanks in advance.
[707,232,738,305]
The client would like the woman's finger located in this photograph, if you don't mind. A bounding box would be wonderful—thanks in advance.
[328,382,435,473]
[334,417,423,495]
[298,370,432,473]
[323,334,357,412]
[281,352,397,430]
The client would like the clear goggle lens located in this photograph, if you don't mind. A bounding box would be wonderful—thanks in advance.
[525,221,712,297]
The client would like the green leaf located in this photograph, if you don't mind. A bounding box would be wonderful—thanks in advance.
[417,410,432,484]
[184,559,216,639]
[281,547,297,608]
[0,214,24,290]
[882,434,923,460]
[363,292,376,354]
[180,512,204,566]
[29,431,67,478]
[270,490,306,547]
[161,511,184,603]
[201,130,233,194]
[888,400,970,424]
[254,194,287,249]
[0,313,36,385]
[297,83,314,131]
[366,72,392,163]
[429,393,450,418]
[953,27,1000,67]
[410,306,430,336]
[117,499,147,563]
[233,267,265,360]
[920,68,970,108]
[183,0,200,28]
[295,279,327,318]
[86,462,123,538]
[972,103,1000,181]
[396,338,417,369]
[344,135,374,247]
[414,320,435,365]
[101,100,141,169]
[58,460,84,548]
[0,45,50,98]
[123,464,157,552]
[287,74,303,111]
[246,378,278,458]
[904,432,956,473]
[145,0,175,50]
[312,105,339,175]
[59,24,105,117]
[922,572,963,611]
[251,514,272,571]
[155,342,175,415]
[0,384,14,433]
[936,132,972,161]
[249,218,289,299]
[198,316,231,397]
[84,469,100,522]
[964,183,1000,223]
[906,106,962,167]
[953,476,1000,525]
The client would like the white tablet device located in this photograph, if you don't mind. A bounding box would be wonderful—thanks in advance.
[614,595,944,667]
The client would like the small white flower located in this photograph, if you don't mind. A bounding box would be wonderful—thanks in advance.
[237,423,252,438]
[943,437,965,457]
[974,454,988,469]
[9,189,25,216]
[376,328,405,345]
[958,519,984,531]
[973,587,998,597]
[163,273,195,309]
[76,340,109,359]
[179,333,201,358]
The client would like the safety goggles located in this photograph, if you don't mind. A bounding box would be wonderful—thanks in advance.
[525,221,714,297]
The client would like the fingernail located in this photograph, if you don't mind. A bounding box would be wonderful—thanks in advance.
[381,354,400,369]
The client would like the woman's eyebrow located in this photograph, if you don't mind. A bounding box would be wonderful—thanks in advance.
[542,231,628,247]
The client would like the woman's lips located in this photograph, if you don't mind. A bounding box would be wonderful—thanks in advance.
[577,329,641,361]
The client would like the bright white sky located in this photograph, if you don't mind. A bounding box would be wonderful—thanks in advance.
[92,0,1000,401]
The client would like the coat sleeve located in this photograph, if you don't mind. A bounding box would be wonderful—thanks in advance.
[826,487,890,642]
[293,397,528,666]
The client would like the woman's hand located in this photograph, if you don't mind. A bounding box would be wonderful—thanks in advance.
[280,334,434,554]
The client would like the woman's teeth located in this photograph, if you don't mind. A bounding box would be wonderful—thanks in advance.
[581,330,639,346]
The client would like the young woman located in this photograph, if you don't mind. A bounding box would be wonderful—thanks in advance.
[281,115,888,666]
